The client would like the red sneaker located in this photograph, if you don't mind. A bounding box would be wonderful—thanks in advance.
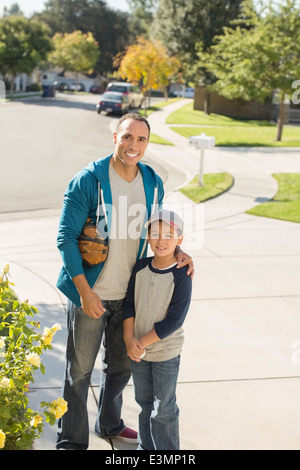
[116,427,138,444]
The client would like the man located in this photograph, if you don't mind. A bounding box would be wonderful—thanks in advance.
[56,113,193,450]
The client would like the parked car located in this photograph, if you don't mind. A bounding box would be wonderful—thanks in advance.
[105,82,143,108]
[173,87,194,98]
[69,83,85,92]
[96,91,130,115]
[90,85,102,94]
[54,82,68,92]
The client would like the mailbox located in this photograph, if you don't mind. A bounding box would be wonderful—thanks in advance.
[189,133,215,149]
[189,133,215,186]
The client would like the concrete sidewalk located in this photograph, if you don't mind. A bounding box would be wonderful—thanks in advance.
[1,100,300,450]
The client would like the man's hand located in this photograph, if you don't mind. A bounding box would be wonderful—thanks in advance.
[73,274,106,319]
[175,248,194,279]
[80,290,106,319]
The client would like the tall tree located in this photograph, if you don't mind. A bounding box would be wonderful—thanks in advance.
[127,0,158,37]
[153,0,244,111]
[153,0,243,66]
[2,2,24,16]
[0,15,53,95]
[204,0,300,141]
[34,0,131,74]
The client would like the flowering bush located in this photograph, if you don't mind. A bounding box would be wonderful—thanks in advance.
[0,265,67,450]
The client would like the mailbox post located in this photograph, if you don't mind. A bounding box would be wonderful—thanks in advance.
[189,133,215,186]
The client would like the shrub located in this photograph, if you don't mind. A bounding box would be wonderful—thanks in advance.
[0,265,67,450]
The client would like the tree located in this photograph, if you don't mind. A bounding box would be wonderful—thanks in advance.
[0,16,53,95]
[153,0,244,112]
[49,30,100,86]
[127,0,158,37]
[35,0,131,74]
[2,2,24,16]
[114,36,180,115]
[203,0,300,141]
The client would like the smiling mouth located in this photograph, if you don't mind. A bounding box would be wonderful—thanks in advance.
[125,152,139,159]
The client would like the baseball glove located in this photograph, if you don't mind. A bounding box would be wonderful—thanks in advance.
[78,217,108,267]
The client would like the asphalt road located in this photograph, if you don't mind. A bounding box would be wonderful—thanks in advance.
[0,93,166,214]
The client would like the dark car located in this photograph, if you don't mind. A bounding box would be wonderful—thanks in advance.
[105,82,143,108]
[96,91,130,115]
[90,85,101,94]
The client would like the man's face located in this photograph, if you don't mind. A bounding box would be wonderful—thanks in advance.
[113,118,149,168]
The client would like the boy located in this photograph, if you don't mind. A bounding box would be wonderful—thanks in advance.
[123,209,192,450]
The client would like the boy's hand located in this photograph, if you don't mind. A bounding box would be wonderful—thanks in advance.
[176,248,194,279]
[125,337,145,362]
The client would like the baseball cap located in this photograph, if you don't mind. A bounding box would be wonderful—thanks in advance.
[145,209,184,234]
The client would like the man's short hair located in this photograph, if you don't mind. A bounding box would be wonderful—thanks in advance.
[116,113,151,138]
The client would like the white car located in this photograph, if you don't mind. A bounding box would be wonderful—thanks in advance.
[105,82,143,108]
[174,87,194,98]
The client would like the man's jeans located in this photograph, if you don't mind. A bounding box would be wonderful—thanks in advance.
[56,299,131,450]
[131,356,180,450]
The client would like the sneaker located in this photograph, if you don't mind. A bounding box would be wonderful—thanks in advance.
[115,427,138,444]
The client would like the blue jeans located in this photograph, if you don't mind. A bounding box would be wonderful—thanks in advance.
[56,300,131,450]
[131,356,180,450]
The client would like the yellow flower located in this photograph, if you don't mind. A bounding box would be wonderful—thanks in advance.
[0,377,10,389]
[0,430,6,449]
[48,397,68,420]
[30,415,43,428]
[51,323,61,332]
[0,338,5,349]
[41,327,53,345]
[26,352,41,367]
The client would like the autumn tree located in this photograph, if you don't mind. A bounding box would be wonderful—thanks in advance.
[49,30,100,87]
[114,36,180,115]
[0,15,53,95]
[203,0,300,141]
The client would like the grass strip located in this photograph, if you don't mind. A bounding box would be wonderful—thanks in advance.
[246,173,300,223]
[180,172,234,203]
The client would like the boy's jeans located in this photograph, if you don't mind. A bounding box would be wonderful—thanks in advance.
[56,299,131,450]
[131,356,180,450]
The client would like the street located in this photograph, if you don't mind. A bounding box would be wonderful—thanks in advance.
[0,93,166,214]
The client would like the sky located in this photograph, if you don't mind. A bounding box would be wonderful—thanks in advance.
[0,0,130,16]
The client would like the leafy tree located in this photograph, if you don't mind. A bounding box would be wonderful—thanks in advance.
[127,0,158,37]
[153,0,243,81]
[114,36,180,114]
[203,0,300,141]
[2,2,24,16]
[35,0,131,74]
[153,0,243,113]
[0,15,53,95]
[49,30,100,85]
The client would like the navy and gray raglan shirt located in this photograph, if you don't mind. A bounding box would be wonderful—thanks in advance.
[123,257,192,362]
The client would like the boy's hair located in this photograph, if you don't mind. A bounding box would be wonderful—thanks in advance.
[116,113,151,138]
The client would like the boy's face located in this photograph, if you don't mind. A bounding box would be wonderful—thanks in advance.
[148,220,183,260]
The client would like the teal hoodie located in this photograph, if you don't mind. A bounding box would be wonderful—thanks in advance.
[56,154,164,307]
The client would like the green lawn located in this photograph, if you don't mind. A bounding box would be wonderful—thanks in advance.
[150,133,174,145]
[246,173,300,223]
[180,172,234,203]
[167,103,300,147]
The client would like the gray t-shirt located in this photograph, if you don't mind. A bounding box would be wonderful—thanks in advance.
[93,164,146,300]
